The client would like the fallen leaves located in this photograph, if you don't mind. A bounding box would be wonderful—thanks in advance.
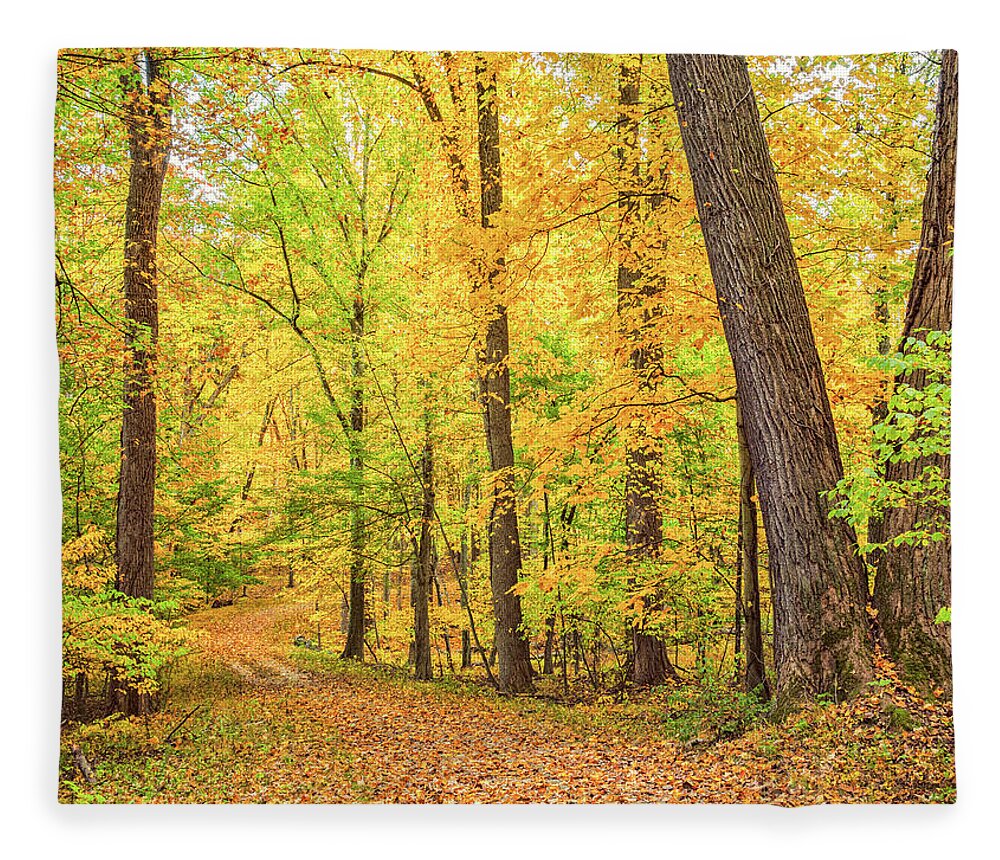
[59,595,955,805]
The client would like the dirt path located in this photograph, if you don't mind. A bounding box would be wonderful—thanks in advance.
[188,597,316,689]
[178,594,748,803]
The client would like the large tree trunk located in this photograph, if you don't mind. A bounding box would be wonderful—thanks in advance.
[474,54,533,694]
[615,55,679,688]
[412,416,435,681]
[873,49,956,694]
[667,54,872,701]
[116,51,170,602]
[112,50,171,717]
[737,399,770,700]
[342,294,367,660]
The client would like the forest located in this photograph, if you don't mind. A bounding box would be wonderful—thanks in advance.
[55,48,954,804]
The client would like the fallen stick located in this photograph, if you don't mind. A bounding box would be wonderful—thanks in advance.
[164,705,202,745]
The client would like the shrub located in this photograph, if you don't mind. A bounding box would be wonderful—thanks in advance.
[661,676,770,743]
[62,527,195,718]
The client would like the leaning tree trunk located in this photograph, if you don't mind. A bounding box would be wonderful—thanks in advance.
[412,413,435,681]
[342,293,367,660]
[737,399,770,700]
[474,54,533,694]
[616,56,679,687]
[112,50,171,717]
[873,49,956,694]
[667,54,872,701]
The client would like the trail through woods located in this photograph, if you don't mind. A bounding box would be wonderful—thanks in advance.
[60,589,954,804]
[190,600,314,689]
[186,594,705,802]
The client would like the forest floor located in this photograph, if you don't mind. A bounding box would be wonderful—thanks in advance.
[59,587,956,805]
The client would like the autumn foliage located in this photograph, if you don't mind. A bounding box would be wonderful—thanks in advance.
[56,48,953,803]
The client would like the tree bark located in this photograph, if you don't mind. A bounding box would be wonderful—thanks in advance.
[460,483,474,669]
[615,55,679,688]
[873,49,956,694]
[541,493,557,675]
[412,415,435,681]
[474,54,533,694]
[667,53,872,700]
[115,51,170,603]
[342,293,367,659]
[737,399,770,700]
[113,51,171,717]
[865,297,892,589]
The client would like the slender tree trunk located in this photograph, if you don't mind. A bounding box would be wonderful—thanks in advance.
[865,298,892,589]
[668,54,872,700]
[734,532,742,667]
[461,630,473,669]
[112,50,171,717]
[412,415,435,681]
[236,398,276,510]
[458,482,474,670]
[615,55,679,688]
[474,54,533,693]
[542,615,556,676]
[541,494,556,675]
[342,294,367,660]
[873,50,956,694]
[737,399,770,700]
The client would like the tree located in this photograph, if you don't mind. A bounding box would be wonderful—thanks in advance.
[615,55,679,687]
[873,50,956,693]
[474,54,534,693]
[116,50,171,605]
[411,410,435,680]
[667,53,872,700]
